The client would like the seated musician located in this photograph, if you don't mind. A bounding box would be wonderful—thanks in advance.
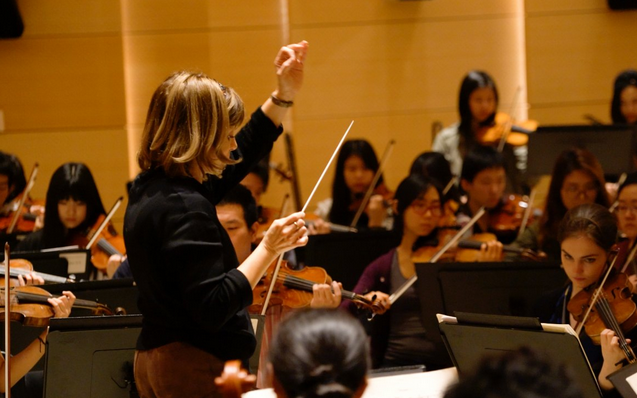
[532,203,637,391]
[432,70,526,193]
[456,145,504,258]
[614,172,637,285]
[337,175,450,370]
[311,139,393,234]
[0,151,26,216]
[0,272,75,396]
[443,347,584,398]
[267,309,369,398]
[16,162,121,279]
[510,148,610,262]
[611,69,637,126]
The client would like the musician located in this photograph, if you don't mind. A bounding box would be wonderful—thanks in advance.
[456,146,504,257]
[125,41,309,397]
[0,151,26,211]
[268,309,369,398]
[510,148,610,262]
[611,69,637,125]
[340,175,450,370]
[240,159,269,207]
[614,172,637,283]
[311,139,392,234]
[532,203,637,391]
[16,162,119,278]
[432,70,525,194]
[409,151,461,205]
[0,272,75,395]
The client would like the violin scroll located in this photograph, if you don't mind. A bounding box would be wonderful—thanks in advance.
[215,360,256,398]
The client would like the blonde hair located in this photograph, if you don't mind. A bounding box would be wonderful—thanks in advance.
[137,71,245,178]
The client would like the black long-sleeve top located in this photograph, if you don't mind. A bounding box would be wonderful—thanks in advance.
[124,107,282,362]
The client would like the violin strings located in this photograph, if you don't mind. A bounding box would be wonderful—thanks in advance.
[596,298,633,359]
[275,274,356,299]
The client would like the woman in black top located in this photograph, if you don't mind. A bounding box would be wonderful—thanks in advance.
[125,41,309,397]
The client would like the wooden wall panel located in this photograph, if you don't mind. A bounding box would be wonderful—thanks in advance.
[0,37,125,131]
[18,0,121,36]
[121,0,282,32]
[525,0,607,13]
[525,5,637,124]
[289,0,519,24]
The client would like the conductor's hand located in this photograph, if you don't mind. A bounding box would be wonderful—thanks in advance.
[273,40,308,102]
[47,291,75,319]
[261,211,308,256]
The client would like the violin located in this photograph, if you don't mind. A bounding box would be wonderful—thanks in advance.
[488,194,538,244]
[69,214,126,271]
[0,285,121,327]
[214,360,255,398]
[567,247,637,360]
[249,260,383,315]
[476,112,538,147]
[0,163,42,234]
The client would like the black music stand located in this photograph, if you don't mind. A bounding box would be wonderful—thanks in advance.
[299,230,399,290]
[11,248,92,281]
[438,313,603,398]
[527,124,637,178]
[43,315,143,398]
[609,362,637,398]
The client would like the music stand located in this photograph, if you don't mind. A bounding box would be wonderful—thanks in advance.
[11,248,92,281]
[608,362,637,398]
[300,230,399,290]
[438,313,603,398]
[43,315,143,398]
[527,124,637,178]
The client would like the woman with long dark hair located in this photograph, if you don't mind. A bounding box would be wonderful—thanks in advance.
[17,162,107,251]
[339,175,450,370]
[510,148,609,261]
[313,139,392,232]
[432,70,525,193]
[611,69,637,125]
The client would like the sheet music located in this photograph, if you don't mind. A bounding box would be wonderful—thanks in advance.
[243,367,458,398]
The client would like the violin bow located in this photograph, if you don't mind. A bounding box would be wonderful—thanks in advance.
[260,121,355,315]
[574,249,620,336]
[621,239,637,275]
[496,87,522,153]
[350,140,396,228]
[517,188,536,239]
[260,194,290,316]
[4,243,11,397]
[609,173,628,213]
[442,177,457,197]
[284,133,304,212]
[7,163,38,234]
[389,207,486,305]
[85,196,123,250]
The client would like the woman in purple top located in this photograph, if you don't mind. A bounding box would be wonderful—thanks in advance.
[340,174,450,370]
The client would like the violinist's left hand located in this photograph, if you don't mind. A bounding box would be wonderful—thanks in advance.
[366,194,388,228]
[477,240,503,262]
[47,291,75,319]
[18,272,45,287]
[29,204,45,231]
[311,281,342,308]
[599,329,630,390]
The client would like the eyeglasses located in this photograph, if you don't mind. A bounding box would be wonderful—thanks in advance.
[617,205,637,215]
[561,184,598,197]
[410,201,442,216]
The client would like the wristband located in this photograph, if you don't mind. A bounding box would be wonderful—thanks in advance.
[270,94,294,108]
